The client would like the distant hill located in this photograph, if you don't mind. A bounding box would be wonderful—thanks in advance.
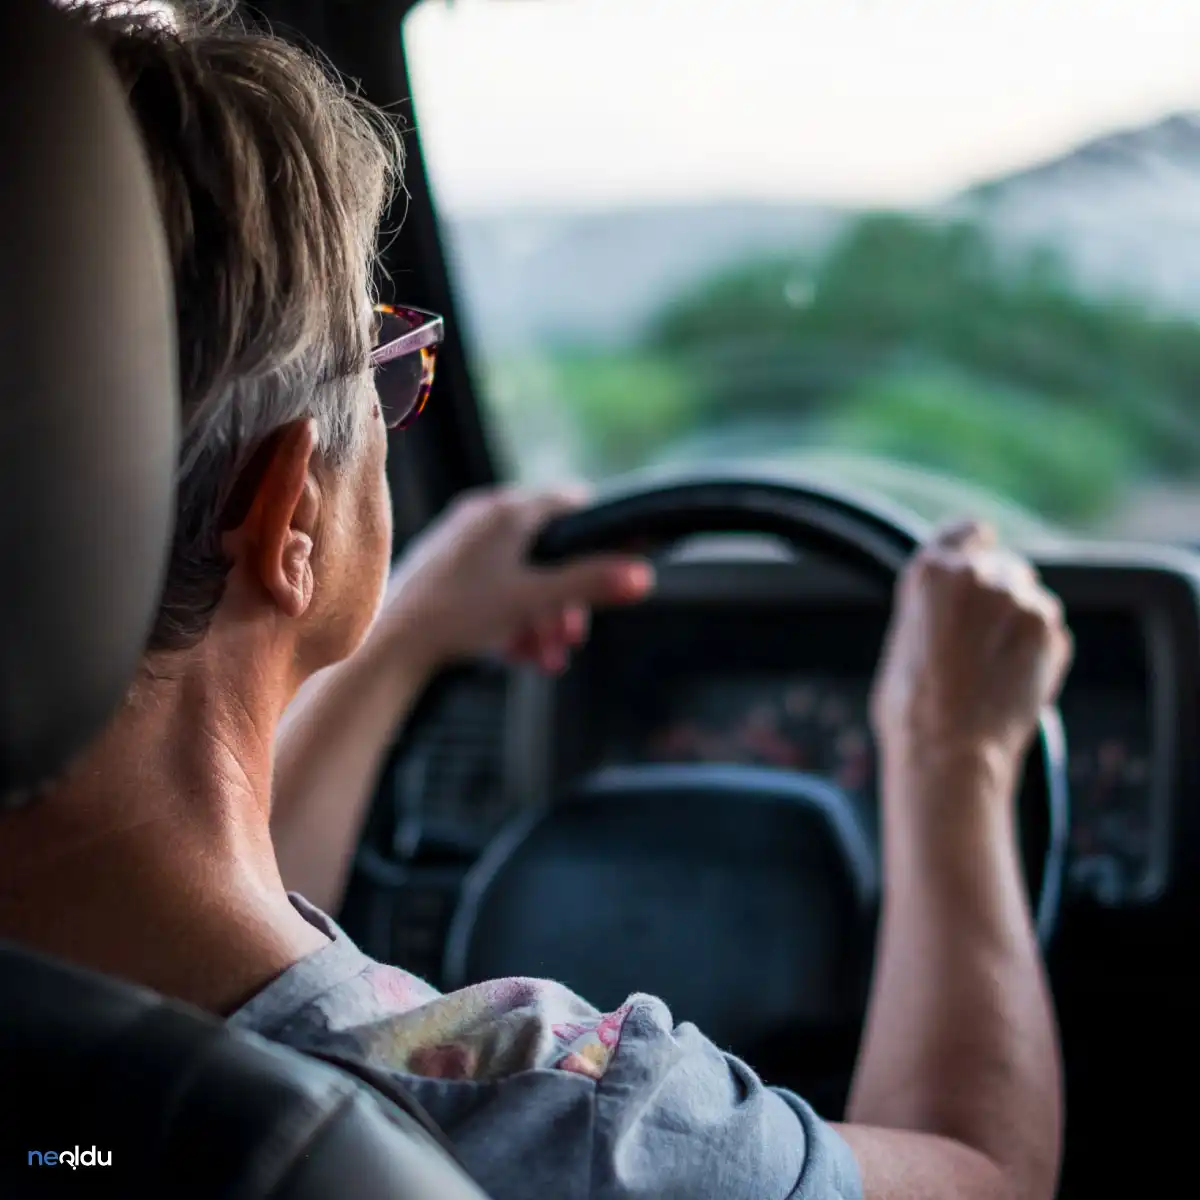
[440,113,1200,355]
[956,113,1200,313]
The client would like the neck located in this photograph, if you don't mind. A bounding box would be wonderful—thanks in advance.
[0,636,329,1014]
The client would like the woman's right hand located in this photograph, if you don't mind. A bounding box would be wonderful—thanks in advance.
[849,520,1070,1200]
[870,521,1073,783]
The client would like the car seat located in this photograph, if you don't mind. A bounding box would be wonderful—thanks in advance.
[0,2,484,1195]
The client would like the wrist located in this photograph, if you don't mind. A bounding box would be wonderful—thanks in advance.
[875,742,1036,952]
[878,739,1022,844]
[879,735,1021,792]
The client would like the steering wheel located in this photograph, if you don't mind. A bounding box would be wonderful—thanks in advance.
[445,472,1067,1105]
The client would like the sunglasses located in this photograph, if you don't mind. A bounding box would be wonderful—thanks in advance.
[370,304,444,429]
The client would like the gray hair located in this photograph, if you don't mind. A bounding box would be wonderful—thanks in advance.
[73,1,403,650]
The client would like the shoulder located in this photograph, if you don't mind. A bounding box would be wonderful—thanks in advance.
[587,998,862,1200]
[280,965,628,1082]
[400,992,863,1200]
[240,933,862,1200]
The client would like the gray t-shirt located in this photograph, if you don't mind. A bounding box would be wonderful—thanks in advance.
[229,895,862,1200]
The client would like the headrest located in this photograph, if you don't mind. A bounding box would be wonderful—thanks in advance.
[0,0,177,794]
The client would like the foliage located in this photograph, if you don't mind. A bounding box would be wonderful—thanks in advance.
[547,354,698,475]
[483,352,699,480]
[821,369,1133,521]
[496,211,1200,526]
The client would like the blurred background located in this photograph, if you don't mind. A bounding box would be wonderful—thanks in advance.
[404,0,1200,544]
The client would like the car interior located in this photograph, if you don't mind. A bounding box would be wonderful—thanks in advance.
[4,0,1199,1196]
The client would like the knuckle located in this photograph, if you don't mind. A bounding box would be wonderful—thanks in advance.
[907,548,935,575]
[452,487,495,516]
[1011,599,1059,644]
[1012,602,1047,631]
[904,556,934,589]
[1042,591,1065,625]
[495,491,532,524]
[913,546,959,578]
[1057,626,1076,668]
[946,557,982,590]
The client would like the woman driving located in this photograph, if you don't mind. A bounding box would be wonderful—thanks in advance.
[0,5,1070,1199]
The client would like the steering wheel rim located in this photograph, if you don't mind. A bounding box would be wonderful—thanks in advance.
[532,471,922,579]
[529,470,1069,944]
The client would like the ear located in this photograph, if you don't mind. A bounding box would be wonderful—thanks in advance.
[236,419,320,621]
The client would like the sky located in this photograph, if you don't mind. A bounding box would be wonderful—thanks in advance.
[404,0,1200,214]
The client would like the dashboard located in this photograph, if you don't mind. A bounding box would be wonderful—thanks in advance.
[582,609,1152,904]
[508,542,1200,909]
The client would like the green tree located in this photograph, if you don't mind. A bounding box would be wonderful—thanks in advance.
[626,212,1200,521]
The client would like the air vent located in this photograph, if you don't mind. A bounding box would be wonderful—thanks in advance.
[386,867,463,984]
[389,662,511,857]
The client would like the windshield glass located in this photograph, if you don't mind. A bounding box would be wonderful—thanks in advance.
[405,0,1200,542]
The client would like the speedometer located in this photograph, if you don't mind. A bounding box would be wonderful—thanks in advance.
[628,673,1163,905]
[779,682,874,798]
[631,671,1166,908]
[639,675,876,804]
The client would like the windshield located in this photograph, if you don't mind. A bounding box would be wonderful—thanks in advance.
[405,0,1200,542]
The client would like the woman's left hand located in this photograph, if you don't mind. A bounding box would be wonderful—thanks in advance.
[373,486,654,676]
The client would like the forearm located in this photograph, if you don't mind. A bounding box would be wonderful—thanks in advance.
[271,619,436,912]
[846,749,1062,1200]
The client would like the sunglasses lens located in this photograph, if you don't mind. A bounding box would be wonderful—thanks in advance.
[373,308,439,429]
[377,345,436,429]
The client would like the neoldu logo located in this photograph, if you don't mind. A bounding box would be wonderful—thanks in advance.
[27,1147,112,1169]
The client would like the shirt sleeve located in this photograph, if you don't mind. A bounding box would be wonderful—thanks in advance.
[588,995,862,1200]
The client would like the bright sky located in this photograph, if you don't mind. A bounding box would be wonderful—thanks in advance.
[404,0,1200,213]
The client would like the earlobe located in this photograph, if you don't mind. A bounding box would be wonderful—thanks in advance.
[280,531,315,620]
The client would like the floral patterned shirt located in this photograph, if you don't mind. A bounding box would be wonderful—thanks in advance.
[229,895,862,1200]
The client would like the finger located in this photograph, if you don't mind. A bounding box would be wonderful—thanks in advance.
[1052,625,1075,692]
[973,547,1037,594]
[547,556,655,607]
[1019,583,1065,628]
[1012,609,1073,704]
[529,613,571,674]
[504,623,568,672]
[519,485,593,527]
[503,627,542,664]
[561,604,590,645]
[536,607,578,650]
[930,519,995,552]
